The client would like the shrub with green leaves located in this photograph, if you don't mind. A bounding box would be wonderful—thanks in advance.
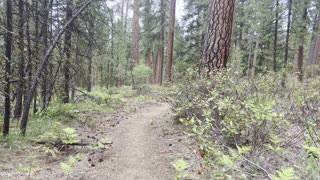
[166,68,320,179]
[132,64,151,85]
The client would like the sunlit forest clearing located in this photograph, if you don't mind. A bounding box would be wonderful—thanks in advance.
[0,0,320,179]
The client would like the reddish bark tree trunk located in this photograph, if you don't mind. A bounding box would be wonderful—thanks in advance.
[297,2,308,82]
[153,50,159,84]
[201,0,236,78]
[166,0,176,82]
[157,0,165,85]
[146,48,153,83]
[156,48,162,84]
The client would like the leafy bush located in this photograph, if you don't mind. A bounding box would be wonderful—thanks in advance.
[166,69,320,179]
[132,64,151,85]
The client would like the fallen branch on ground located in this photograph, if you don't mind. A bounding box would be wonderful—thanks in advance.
[33,140,113,147]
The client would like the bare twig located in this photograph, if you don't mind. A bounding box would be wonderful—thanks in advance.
[233,137,274,180]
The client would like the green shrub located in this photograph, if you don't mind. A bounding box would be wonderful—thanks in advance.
[166,69,320,179]
[132,64,151,85]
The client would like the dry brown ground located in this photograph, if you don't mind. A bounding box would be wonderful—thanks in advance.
[0,103,200,180]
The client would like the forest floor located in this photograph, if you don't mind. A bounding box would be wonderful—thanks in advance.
[0,101,200,180]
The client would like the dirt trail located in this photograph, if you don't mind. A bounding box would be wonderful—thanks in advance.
[2,103,199,180]
[84,103,182,180]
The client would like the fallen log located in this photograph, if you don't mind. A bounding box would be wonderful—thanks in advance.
[33,140,113,147]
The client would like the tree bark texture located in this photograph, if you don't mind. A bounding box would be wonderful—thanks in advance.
[3,0,13,136]
[284,0,292,67]
[273,0,279,71]
[157,0,165,85]
[40,0,49,111]
[14,0,25,119]
[166,0,176,82]
[201,0,236,78]
[297,2,308,82]
[132,0,140,64]
[63,0,73,103]
[308,14,320,65]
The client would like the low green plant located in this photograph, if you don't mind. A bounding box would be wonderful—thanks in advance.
[172,159,189,180]
[61,127,80,144]
[60,153,84,175]
[18,152,40,178]
[36,123,79,145]
[271,168,296,180]
[35,123,80,157]
[90,137,113,150]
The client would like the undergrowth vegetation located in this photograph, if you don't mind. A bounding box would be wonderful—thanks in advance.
[165,67,320,179]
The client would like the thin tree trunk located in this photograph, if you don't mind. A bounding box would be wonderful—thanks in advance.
[166,0,176,82]
[63,0,73,103]
[284,0,292,67]
[157,47,162,84]
[297,2,308,82]
[132,0,140,64]
[46,0,58,106]
[154,50,159,84]
[20,0,94,135]
[273,0,279,71]
[158,0,165,85]
[87,16,95,92]
[239,25,243,51]
[3,0,13,136]
[26,1,33,102]
[252,35,260,77]
[121,0,125,26]
[124,0,129,37]
[308,14,320,65]
[298,46,304,81]
[33,0,39,114]
[14,0,25,119]
[87,53,93,92]
[123,0,130,84]
[72,34,80,101]
[247,33,254,76]
[40,0,49,111]
[147,49,153,83]
[107,61,110,88]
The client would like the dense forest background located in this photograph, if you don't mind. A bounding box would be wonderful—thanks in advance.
[0,0,320,179]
